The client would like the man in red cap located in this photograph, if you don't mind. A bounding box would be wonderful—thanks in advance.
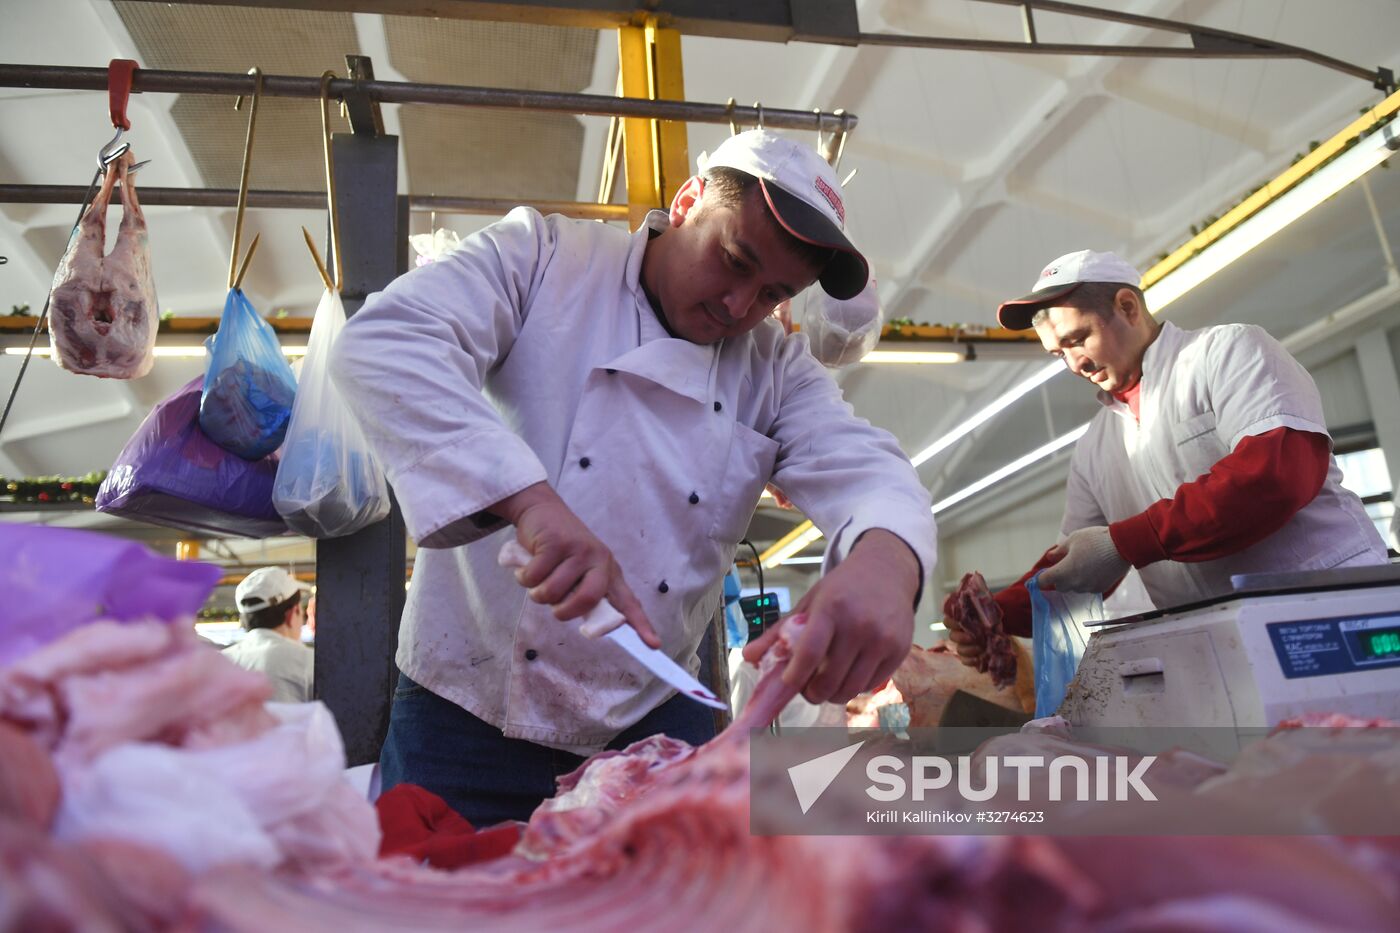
[949,249,1386,661]
[334,130,936,825]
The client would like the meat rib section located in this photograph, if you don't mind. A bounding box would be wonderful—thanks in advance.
[944,571,1018,688]
[47,152,158,379]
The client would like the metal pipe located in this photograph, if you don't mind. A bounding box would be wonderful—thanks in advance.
[0,185,629,220]
[0,64,856,131]
[971,0,1381,85]
[855,33,1367,74]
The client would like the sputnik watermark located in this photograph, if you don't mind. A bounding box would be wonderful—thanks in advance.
[753,725,1400,837]
[865,753,1156,803]
[788,741,1155,814]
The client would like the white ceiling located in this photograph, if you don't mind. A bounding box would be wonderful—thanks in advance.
[2,0,1398,565]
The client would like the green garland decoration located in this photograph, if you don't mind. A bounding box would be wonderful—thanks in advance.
[0,471,107,505]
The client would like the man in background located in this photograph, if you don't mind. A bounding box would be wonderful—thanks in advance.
[224,566,314,703]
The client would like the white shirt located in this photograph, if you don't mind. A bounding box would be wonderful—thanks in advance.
[222,629,314,704]
[332,207,937,755]
[1062,321,1387,609]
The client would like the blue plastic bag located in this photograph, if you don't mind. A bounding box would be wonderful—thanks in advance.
[0,524,222,667]
[96,377,288,538]
[722,567,746,649]
[199,288,297,460]
[1027,572,1100,717]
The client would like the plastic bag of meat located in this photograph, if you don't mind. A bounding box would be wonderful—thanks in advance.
[46,152,158,379]
[0,524,220,668]
[1026,571,1096,717]
[272,289,389,537]
[198,288,298,460]
[96,377,288,538]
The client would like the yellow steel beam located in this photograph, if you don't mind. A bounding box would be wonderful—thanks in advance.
[1143,86,1400,290]
[647,19,691,208]
[618,17,690,228]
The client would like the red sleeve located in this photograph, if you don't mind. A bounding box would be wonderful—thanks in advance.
[992,547,1063,639]
[1108,427,1330,568]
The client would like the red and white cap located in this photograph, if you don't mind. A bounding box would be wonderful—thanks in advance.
[699,130,868,300]
[997,249,1141,330]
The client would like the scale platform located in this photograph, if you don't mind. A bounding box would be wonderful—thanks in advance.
[1060,563,1400,729]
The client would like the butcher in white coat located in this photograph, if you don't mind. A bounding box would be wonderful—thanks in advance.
[333,131,937,825]
[949,250,1386,667]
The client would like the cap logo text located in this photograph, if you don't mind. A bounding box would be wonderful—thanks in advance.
[814,177,845,225]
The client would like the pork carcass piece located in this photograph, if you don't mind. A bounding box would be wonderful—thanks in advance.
[943,570,1018,688]
[47,151,157,379]
[188,643,1400,932]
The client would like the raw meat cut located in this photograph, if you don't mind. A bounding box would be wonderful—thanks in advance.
[47,151,158,379]
[847,643,1032,728]
[186,630,1400,933]
[7,606,1400,932]
[0,721,59,829]
[0,620,379,876]
[944,570,1018,687]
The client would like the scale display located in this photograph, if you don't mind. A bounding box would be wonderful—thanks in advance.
[1268,612,1400,679]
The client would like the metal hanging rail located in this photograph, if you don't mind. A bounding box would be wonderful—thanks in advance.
[0,184,628,222]
[966,0,1392,90]
[0,64,856,132]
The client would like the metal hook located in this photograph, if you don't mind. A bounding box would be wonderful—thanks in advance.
[752,101,765,130]
[97,126,129,170]
[830,109,852,172]
[228,67,263,290]
[725,97,739,137]
[319,71,343,294]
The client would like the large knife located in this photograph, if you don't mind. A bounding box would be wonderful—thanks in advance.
[498,541,727,710]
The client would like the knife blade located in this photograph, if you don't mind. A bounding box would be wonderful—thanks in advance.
[498,539,727,709]
[603,624,727,710]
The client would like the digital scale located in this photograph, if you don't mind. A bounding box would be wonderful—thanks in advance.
[1061,563,1400,729]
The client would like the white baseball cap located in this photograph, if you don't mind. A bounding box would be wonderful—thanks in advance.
[699,130,868,300]
[997,249,1142,330]
[235,566,303,613]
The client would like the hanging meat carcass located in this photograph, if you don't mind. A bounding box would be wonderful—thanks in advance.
[47,151,158,379]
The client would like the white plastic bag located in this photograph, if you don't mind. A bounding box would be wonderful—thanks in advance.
[801,278,883,368]
[273,289,390,537]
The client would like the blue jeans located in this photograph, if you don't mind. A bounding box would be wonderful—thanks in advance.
[379,671,717,827]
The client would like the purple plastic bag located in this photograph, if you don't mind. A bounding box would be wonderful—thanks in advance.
[96,377,288,538]
[0,524,223,667]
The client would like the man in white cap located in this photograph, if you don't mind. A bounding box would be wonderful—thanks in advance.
[948,249,1386,656]
[333,130,936,825]
[223,567,313,704]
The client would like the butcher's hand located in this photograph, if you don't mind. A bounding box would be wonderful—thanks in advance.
[743,529,920,704]
[944,623,986,671]
[1037,525,1128,595]
[493,482,661,648]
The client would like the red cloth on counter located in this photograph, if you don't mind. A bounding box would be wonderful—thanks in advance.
[375,784,522,869]
[993,427,1331,638]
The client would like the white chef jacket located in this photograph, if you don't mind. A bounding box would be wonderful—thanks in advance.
[222,629,314,704]
[1062,320,1387,609]
[332,207,937,755]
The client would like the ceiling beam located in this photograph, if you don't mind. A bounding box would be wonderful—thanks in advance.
[883,0,1183,317]
[118,0,862,45]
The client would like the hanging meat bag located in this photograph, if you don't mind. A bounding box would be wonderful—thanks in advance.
[47,151,158,379]
[96,377,287,538]
[272,289,389,537]
[198,288,298,460]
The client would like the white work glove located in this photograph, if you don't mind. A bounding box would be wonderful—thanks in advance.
[1038,526,1129,594]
